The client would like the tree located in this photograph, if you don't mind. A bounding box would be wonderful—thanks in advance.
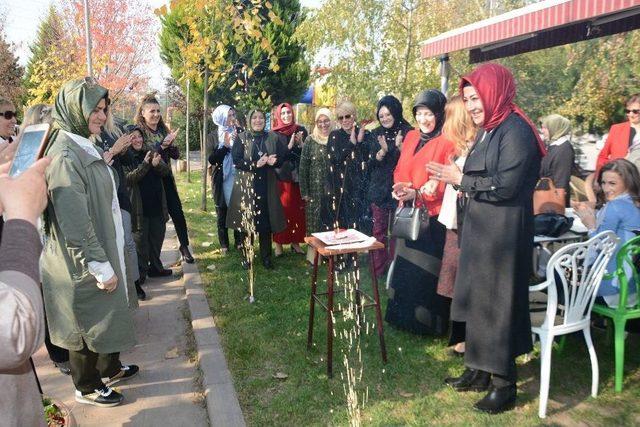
[0,20,23,104]
[558,32,640,132]
[61,0,156,102]
[23,1,156,106]
[158,0,309,113]
[296,0,483,117]
[24,6,83,105]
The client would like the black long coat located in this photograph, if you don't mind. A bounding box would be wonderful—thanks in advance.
[452,113,541,376]
[326,127,371,229]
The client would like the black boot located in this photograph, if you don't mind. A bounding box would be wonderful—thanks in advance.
[444,368,491,392]
[473,384,517,414]
[135,280,147,301]
[262,257,274,270]
[180,245,194,264]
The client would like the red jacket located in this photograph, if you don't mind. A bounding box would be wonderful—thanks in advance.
[597,121,631,171]
[394,130,456,217]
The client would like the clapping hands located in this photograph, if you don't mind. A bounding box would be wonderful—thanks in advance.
[162,129,179,147]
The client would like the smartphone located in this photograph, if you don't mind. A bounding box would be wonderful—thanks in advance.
[9,123,51,177]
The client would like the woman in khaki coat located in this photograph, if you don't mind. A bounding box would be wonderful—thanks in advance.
[42,79,137,408]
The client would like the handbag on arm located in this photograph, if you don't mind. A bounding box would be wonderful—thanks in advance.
[533,177,566,215]
[391,191,429,241]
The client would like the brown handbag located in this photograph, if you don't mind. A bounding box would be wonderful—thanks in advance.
[533,177,566,215]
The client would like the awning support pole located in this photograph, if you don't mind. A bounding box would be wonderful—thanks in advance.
[439,54,450,96]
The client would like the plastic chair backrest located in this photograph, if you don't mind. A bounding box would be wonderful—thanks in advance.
[544,230,619,327]
[609,234,640,311]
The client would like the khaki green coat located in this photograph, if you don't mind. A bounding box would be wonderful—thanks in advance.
[41,79,135,353]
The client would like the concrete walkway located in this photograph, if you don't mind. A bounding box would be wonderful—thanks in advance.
[33,225,208,426]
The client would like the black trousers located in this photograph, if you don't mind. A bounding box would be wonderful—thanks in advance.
[69,340,120,393]
[45,322,69,364]
[42,288,69,363]
[238,231,272,262]
[164,177,190,248]
[134,216,166,276]
[217,205,242,249]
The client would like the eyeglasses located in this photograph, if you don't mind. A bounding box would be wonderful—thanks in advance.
[625,109,640,115]
[0,111,16,120]
[337,114,353,121]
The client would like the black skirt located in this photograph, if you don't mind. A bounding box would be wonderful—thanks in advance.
[385,216,450,335]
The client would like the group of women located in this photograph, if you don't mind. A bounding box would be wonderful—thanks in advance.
[0,80,197,407]
[3,59,640,413]
[204,63,545,414]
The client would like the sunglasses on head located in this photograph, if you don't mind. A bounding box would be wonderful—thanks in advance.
[338,114,353,121]
[625,109,640,115]
[0,111,16,120]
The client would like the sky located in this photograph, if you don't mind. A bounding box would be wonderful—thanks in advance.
[3,0,321,90]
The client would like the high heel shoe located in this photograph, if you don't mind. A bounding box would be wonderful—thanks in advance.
[180,245,194,264]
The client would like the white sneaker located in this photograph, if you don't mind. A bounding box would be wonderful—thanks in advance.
[75,386,123,407]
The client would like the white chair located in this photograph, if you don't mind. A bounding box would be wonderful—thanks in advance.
[529,230,619,418]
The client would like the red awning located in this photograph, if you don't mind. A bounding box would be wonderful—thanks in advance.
[421,0,640,63]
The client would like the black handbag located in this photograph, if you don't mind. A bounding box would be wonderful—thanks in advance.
[534,213,574,237]
[391,200,429,241]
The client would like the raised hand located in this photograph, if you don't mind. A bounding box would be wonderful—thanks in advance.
[288,133,296,150]
[102,150,114,165]
[0,141,18,173]
[111,133,133,155]
[162,129,179,147]
[357,126,366,143]
[256,154,268,168]
[426,159,463,186]
[151,152,161,167]
[350,127,357,145]
[420,179,439,196]
[0,157,51,226]
[144,151,152,163]
[266,154,277,166]
[377,135,388,152]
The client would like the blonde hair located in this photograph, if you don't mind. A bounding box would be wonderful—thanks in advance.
[20,104,52,134]
[335,101,356,118]
[443,95,476,156]
[103,108,123,138]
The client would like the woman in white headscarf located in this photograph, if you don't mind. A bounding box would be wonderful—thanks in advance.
[208,105,241,253]
[299,107,334,263]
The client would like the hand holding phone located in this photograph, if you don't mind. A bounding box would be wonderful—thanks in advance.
[0,157,51,226]
[9,123,51,177]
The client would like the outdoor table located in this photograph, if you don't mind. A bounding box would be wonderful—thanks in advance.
[533,230,588,279]
[304,236,388,378]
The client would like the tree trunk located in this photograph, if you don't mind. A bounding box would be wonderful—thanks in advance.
[201,68,209,211]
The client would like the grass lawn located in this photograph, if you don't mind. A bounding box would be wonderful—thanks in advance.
[176,172,640,426]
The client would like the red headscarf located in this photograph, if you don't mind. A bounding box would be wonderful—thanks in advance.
[459,63,546,156]
[272,103,298,136]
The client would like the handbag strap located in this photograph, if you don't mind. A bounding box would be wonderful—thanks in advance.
[397,188,424,209]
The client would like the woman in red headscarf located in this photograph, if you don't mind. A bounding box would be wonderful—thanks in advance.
[428,63,544,414]
[271,103,308,256]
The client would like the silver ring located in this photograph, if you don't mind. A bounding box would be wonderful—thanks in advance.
[437,173,442,178]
